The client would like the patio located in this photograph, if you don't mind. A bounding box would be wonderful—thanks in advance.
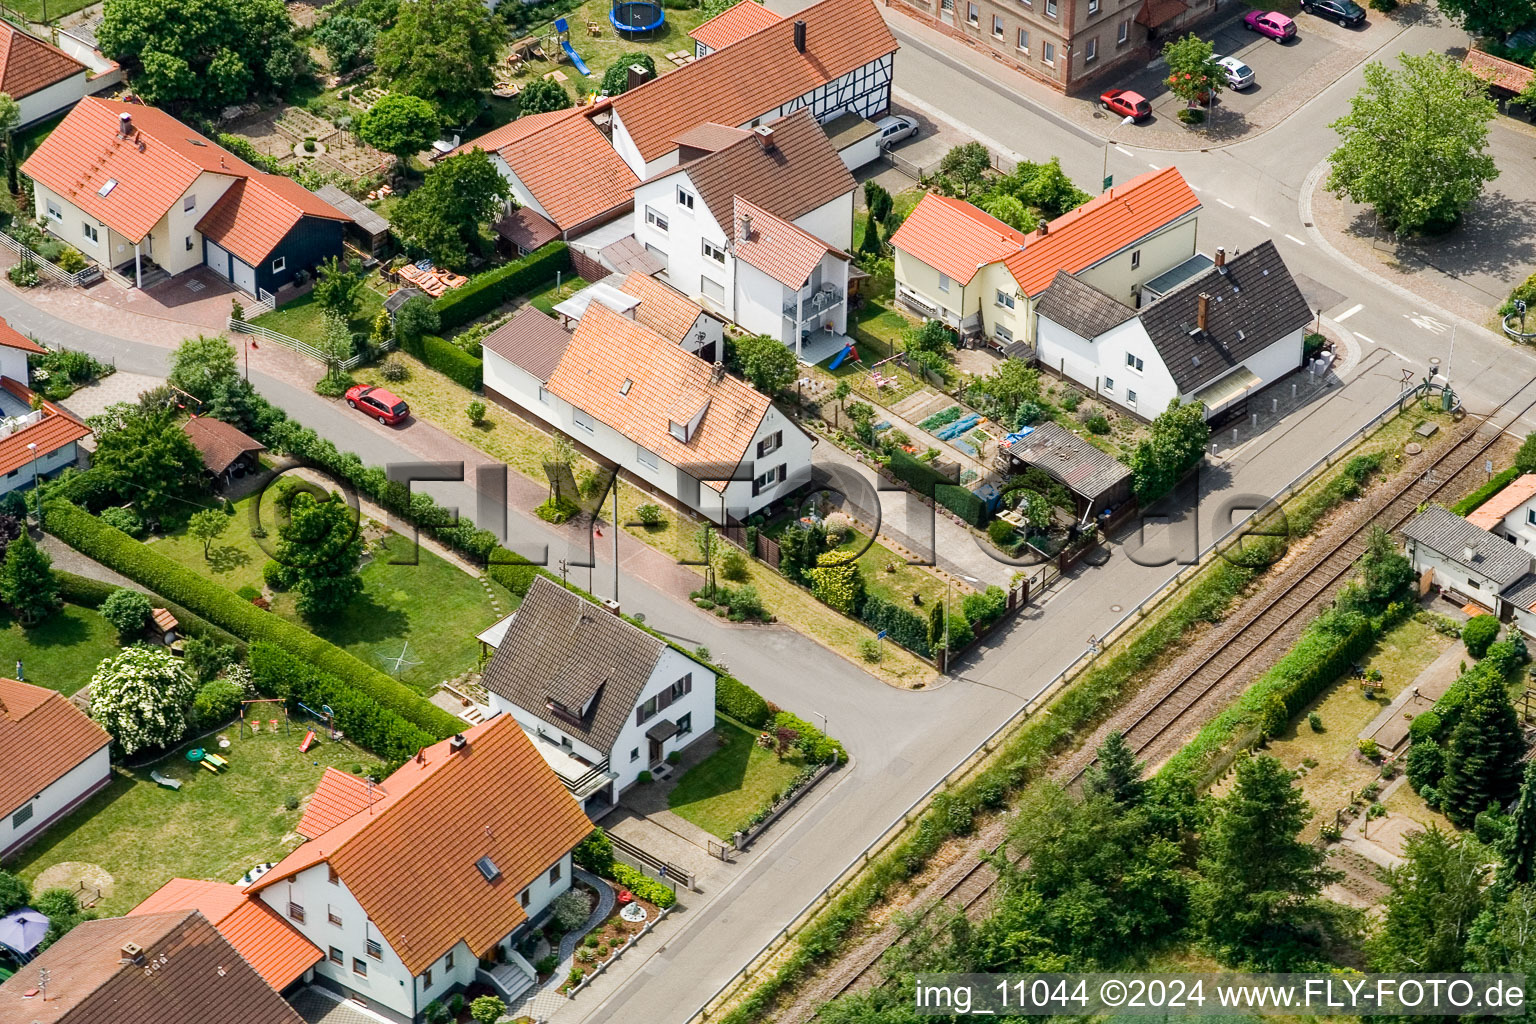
[88,266,240,332]
[795,329,852,365]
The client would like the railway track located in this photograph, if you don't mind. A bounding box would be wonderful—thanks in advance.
[795,386,1536,1018]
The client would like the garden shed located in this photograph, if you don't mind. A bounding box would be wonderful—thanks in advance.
[314,185,390,254]
[998,421,1132,519]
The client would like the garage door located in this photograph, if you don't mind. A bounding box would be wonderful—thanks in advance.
[232,258,256,295]
[204,239,232,281]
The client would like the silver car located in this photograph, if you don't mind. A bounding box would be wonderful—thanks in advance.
[874,114,919,149]
[1215,55,1256,89]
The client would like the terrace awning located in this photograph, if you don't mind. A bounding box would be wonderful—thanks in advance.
[1193,366,1261,412]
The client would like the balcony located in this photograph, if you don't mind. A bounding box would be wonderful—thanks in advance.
[527,728,616,802]
[783,285,845,323]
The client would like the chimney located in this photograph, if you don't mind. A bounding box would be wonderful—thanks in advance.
[711,361,727,382]
[1196,292,1211,333]
[121,942,145,966]
[1214,246,1226,268]
[740,213,753,240]
[602,597,622,616]
[1038,221,1048,237]
[753,124,774,151]
[1465,544,1478,563]
[793,19,806,52]
[118,111,132,137]
[626,63,653,91]
[450,733,468,753]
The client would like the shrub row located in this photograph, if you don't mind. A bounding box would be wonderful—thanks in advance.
[432,243,570,331]
[610,862,676,909]
[249,643,440,765]
[886,447,952,498]
[858,594,931,658]
[43,499,461,740]
[400,334,483,391]
[934,483,985,526]
[54,570,246,653]
[1452,467,1520,517]
[716,674,770,728]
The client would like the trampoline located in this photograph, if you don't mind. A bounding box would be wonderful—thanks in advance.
[610,0,665,36]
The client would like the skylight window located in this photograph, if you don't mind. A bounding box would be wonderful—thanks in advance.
[475,856,501,882]
[98,179,118,197]
[620,379,633,395]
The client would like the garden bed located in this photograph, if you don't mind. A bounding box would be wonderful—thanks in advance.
[561,881,661,993]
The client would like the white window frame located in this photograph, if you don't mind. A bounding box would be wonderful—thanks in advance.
[636,445,660,470]
[676,187,695,211]
[1088,0,1099,11]
[995,289,1015,309]
[1131,248,1141,269]
[45,198,61,221]
[272,256,286,273]
[1043,40,1056,64]
[1117,19,1130,43]
[1127,389,1138,407]
[1085,37,1097,62]
[1104,376,1115,391]
[992,13,1004,35]
[967,1,979,23]
[1044,0,1057,16]
[1017,27,1030,51]
[82,222,98,243]
[1126,353,1144,372]
[994,323,1014,342]
[645,206,669,233]
[538,386,550,405]
[573,409,596,433]
[701,239,726,265]
[700,274,725,305]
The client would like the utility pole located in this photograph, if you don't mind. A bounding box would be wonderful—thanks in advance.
[612,474,619,605]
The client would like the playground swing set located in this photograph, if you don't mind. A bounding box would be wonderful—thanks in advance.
[828,342,904,391]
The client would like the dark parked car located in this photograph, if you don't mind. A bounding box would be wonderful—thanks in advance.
[1301,0,1365,24]
[345,384,410,425]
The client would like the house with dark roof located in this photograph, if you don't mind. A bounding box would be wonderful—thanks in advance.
[1033,241,1311,422]
[0,319,90,501]
[609,0,896,177]
[892,167,1201,350]
[0,22,94,128]
[182,415,266,485]
[0,678,111,862]
[630,108,857,358]
[0,910,305,1024]
[482,301,813,522]
[243,717,592,1022]
[479,575,717,810]
[1403,505,1535,618]
[22,98,348,294]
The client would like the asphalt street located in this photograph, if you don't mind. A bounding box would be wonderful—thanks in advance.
[7,10,1536,1016]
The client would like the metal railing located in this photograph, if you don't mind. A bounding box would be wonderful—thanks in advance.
[688,383,1426,1023]
[0,231,96,287]
[783,286,846,321]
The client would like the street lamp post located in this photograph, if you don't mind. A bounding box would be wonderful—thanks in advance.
[26,441,40,530]
[1100,115,1135,192]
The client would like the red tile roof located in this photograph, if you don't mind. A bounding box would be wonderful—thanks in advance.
[733,196,848,288]
[129,880,323,991]
[0,378,90,480]
[295,766,373,839]
[21,98,344,252]
[1464,48,1535,94]
[611,0,897,163]
[247,717,591,976]
[0,315,46,354]
[0,677,110,820]
[494,113,637,230]
[888,193,1027,285]
[689,0,783,51]
[619,271,705,342]
[672,122,753,156]
[198,175,348,265]
[1469,474,1536,530]
[0,22,86,100]
[547,303,772,489]
[1003,166,1201,296]
[450,107,580,160]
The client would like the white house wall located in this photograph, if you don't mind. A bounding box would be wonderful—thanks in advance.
[837,130,883,171]
[0,347,27,382]
[1074,215,1198,307]
[1404,539,1524,611]
[719,404,813,517]
[733,259,789,344]
[0,438,79,496]
[1489,504,1536,557]
[609,649,716,790]
[0,744,108,859]
[633,170,734,315]
[1035,315,1180,416]
[490,154,554,223]
[791,193,854,252]
[15,71,91,129]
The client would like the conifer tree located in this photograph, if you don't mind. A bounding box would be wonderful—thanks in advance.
[1440,674,1523,828]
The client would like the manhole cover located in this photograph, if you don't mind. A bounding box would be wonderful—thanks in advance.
[1404,442,1423,456]
[1111,604,1123,612]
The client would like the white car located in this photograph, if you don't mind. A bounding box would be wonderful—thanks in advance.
[874,114,919,149]
[1215,56,1256,89]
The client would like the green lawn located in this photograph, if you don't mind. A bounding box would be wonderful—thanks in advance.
[147,500,512,692]
[668,717,807,839]
[501,0,710,99]
[11,729,382,916]
[251,287,384,343]
[525,276,588,315]
[0,605,124,697]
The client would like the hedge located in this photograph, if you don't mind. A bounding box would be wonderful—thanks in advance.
[43,499,461,740]
[432,243,570,331]
[401,334,483,391]
[610,862,676,909]
[54,570,246,654]
[859,594,931,657]
[1453,467,1520,517]
[935,483,985,526]
[717,674,770,728]
[886,447,951,497]
[250,643,440,765]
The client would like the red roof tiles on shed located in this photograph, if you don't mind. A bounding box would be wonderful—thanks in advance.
[0,22,86,100]
[689,0,783,51]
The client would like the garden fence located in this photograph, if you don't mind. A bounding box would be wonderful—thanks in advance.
[225,316,392,372]
[0,230,95,287]
[688,383,1428,1023]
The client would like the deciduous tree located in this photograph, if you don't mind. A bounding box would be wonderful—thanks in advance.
[89,644,199,754]
[730,334,797,395]
[89,403,207,523]
[99,588,152,640]
[358,94,440,166]
[966,358,1040,426]
[99,0,304,108]
[600,52,656,95]
[267,490,366,617]
[1359,524,1415,608]
[313,256,367,320]
[189,507,230,557]
[1325,52,1498,234]
[516,77,572,116]
[981,193,1034,231]
[1162,32,1222,106]
[375,0,502,123]
[1369,826,1488,971]
[315,14,377,72]
[1,532,58,626]
[938,141,990,198]
[1503,759,1536,888]
[1129,398,1209,504]
[392,149,511,268]
[1432,0,1536,39]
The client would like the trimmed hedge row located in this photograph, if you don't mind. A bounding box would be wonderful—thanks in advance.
[886,447,951,497]
[250,642,439,765]
[55,570,246,653]
[43,499,462,739]
[717,674,770,728]
[400,334,483,391]
[934,483,985,526]
[859,594,931,658]
[611,862,676,909]
[432,243,570,331]
[1452,467,1520,517]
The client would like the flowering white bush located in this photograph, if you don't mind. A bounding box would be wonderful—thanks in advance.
[89,645,199,755]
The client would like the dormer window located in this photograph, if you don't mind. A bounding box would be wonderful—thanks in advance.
[669,420,688,442]
[476,856,501,882]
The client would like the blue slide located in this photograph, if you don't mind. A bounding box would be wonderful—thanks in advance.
[554,19,593,75]
[828,343,856,370]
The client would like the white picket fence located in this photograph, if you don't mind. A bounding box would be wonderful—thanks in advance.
[0,230,96,287]
[226,316,392,372]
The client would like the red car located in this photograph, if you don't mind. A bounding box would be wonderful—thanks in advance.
[1099,89,1151,121]
[345,384,410,425]
[1243,9,1297,39]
